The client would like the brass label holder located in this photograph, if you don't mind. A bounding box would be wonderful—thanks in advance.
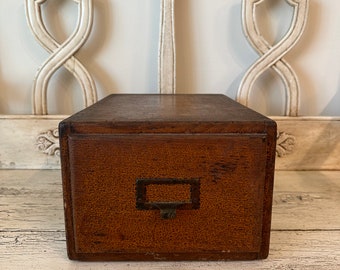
[136,178,200,219]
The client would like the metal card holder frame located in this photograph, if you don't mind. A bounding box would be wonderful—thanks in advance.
[136,178,200,219]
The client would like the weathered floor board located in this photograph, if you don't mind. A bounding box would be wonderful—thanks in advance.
[0,170,339,269]
[1,231,339,270]
[272,171,340,230]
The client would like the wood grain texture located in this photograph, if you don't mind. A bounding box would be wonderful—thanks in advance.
[272,171,340,231]
[1,170,339,233]
[275,117,340,170]
[1,231,339,270]
[0,170,339,269]
[59,94,276,260]
[0,170,64,232]
[0,116,65,169]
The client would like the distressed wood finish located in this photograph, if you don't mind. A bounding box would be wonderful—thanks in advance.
[272,170,340,230]
[25,0,97,115]
[238,0,309,116]
[275,117,340,170]
[0,115,65,169]
[1,170,340,269]
[59,94,277,260]
[159,0,176,94]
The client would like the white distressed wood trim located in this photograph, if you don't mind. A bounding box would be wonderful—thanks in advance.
[25,0,97,115]
[273,116,340,170]
[238,0,309,116]
[158,0,176,94]
[0,116,65,169]
[1,116,340,170]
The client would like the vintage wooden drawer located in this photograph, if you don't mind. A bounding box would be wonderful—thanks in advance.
[59,94,277,261]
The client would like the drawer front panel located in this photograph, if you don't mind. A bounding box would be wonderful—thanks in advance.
[67,134,268,255]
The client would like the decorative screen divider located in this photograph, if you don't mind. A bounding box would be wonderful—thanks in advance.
[240,0,340,170]
[1,0,340,170]
[26,0,97,115]
[237,0,309,117]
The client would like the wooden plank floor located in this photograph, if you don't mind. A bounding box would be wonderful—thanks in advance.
[1,170,339,269]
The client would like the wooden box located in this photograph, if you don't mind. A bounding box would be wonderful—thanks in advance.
[59,94,277,261]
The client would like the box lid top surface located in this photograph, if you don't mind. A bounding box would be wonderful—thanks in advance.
[61,94,275,133]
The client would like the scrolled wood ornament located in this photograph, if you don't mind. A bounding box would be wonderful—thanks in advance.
[159,0,176,94]
[25,0,97,115]
[276,131,296,157]
[36,128,60,157]
[237,0,309,116]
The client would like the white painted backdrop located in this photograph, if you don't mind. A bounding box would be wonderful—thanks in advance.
[1,0,340,116]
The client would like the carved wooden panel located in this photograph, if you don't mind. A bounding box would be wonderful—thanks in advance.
[25,0,97,115]
[1,115,340,170]
[237,0,309,116]
[0,116,64,169]
[36,128,60,157]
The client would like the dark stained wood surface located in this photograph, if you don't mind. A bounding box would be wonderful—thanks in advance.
[59,94,276,261]
[60,94,275,134]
